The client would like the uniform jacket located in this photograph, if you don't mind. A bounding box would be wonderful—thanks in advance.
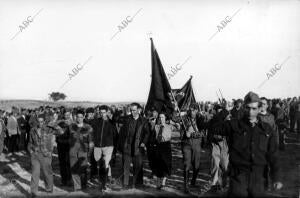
[258,112,279,145]
[28,123,63,157]
[213,115,280,182]
[181,114,206,141]
[118,116,150,156]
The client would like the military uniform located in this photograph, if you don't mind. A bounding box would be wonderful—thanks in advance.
[181,114,205,192]
[69,123,93,190]
[214,112,280,197]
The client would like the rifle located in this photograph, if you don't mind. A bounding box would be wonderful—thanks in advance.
[169,91,187,140]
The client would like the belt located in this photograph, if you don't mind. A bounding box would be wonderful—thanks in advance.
[190,132,203,139]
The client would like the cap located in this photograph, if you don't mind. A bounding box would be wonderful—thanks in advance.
[244,91,260,104]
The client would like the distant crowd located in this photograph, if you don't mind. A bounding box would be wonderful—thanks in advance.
[0,94,299,197]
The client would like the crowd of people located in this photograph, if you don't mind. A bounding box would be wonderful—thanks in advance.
[0,93,299,197]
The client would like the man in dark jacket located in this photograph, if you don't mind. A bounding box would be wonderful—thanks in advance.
[213,92,282,197]
[90,105,117,191]
[56,109,73,186]
[118,103,150,189]
[17,109,30,151]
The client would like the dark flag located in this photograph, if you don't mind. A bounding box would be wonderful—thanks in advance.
[145,38,174,115]
[172,76,196,111]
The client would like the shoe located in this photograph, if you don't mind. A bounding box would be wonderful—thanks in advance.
[31,193,37,198]
[183,169,190,194]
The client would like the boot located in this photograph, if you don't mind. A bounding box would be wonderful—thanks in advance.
[99,168,108,191]
[183,170,190,194]
[190,169,199,187]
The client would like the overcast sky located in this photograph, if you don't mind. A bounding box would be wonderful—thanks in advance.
[0,0,299,102]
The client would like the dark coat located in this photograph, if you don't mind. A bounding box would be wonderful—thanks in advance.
[17,116,30,133]
[90,118,117,147]
[118,116,150,156]
[213,115,280,182]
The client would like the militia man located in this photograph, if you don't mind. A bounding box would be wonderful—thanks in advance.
[180,103,206,193]
[213,92,283,197]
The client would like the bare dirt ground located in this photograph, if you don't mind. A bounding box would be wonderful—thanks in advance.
[0,132,299,198]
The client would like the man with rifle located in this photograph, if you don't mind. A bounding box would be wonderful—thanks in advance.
[180,103,206,193]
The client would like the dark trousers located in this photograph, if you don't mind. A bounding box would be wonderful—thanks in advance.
[290,116,296,132]
[30,152,53,194]
[57,145,71,184]
[9,134,19,153]
[122,153,143,186]
[69,142,88,190]
[90,148,98,179]
[228,166,266,198]
[147,145,156,174]
[19,132,27,151]
[278,129,286,150]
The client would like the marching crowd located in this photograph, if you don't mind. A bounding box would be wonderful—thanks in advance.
[0,93,300,197]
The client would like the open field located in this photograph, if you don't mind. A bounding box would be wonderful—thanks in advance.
[0,100,144,111]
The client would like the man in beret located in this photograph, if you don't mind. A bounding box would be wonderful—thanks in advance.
[213,91,282,197]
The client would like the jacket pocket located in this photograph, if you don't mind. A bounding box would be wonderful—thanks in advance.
[232,131,247,150]
[258,132,269,152]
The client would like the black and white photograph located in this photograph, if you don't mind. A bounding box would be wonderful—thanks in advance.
[0,0,299,197]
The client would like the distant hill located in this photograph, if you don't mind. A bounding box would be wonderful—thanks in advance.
[0,99,145,111]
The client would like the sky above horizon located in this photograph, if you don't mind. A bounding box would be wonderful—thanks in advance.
[0,0,299,103]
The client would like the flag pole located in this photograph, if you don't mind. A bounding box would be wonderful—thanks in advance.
[170,88,187,140]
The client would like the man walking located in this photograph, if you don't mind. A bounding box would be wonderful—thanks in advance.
[118,103,150,189]
[213,92,282,197]
[90,105,117,191]
[181,104,206,193]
